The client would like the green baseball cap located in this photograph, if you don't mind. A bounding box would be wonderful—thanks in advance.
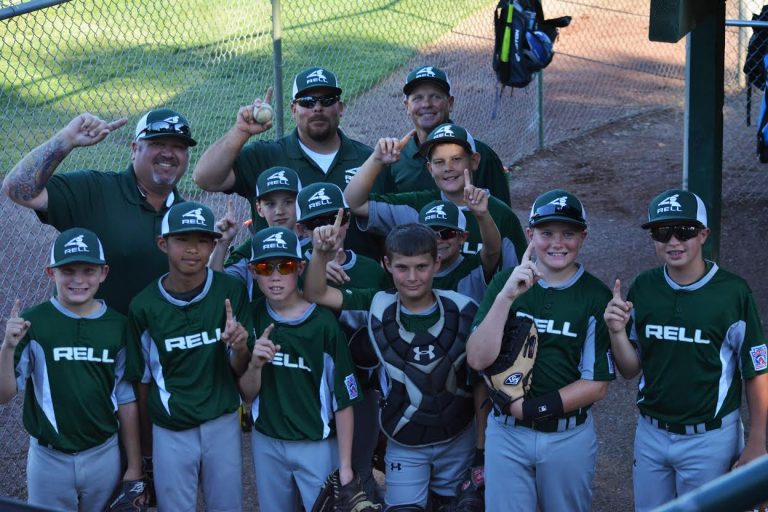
[49,228,107,268]
[403,65,452,96]
[419,123,477,157]
[249,226,303,263]
[134,108,197,147]
[292,67,342,98]
[256,167,302,198]
[642,189,708,229]
[419,200,467,231]
[296,182,348,222]
[528,189,587,228]
[161,201,222,238]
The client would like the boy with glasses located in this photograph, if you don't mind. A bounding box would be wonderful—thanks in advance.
[604,189,768,511]
[343,124,526,271]
[193,66,389,261]
[467,189,615,512]
[126,201,253,511]
[239,226,372,511]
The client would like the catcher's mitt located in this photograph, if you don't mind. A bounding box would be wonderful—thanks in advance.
[311,469,382,512]
[104,479,148,512]
[482,315,538,413]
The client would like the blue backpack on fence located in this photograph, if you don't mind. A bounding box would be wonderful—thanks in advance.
[492,0,571,90]
[744,5,768,162]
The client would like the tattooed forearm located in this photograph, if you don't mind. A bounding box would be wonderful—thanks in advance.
[4,137,69,202]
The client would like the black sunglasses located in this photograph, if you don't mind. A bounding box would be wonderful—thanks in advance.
[293,95,340,108]
[529,203,584,224]
[138,120,191,138]
[301,211,350,231]
[649,225,701,243]
[431,227,461,240]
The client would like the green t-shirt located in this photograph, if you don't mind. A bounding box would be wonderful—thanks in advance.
[230,128,390,261]
[473,265,615,400]
[384,133,511,205]
[627,263,768,425]
[364,189,527,270]
[40,167,185,314]
[14,299,132,452]
[432,253,488,304]
[251,299,362,441]
[126,270,254,431]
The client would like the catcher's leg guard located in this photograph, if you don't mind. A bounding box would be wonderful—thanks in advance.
[427,492,454,512]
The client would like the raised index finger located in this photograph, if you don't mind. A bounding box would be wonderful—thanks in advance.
[333,207,345,232]
[226,198,235,219]
[264,86,273,105]
[10,299,21,318]
[261,323,275,340]
[399,129,415,149]
[463,168,471,188]
[106,117,129,131]
[224,298,234,323]
[612,278,622,299]
[521,241,535,264]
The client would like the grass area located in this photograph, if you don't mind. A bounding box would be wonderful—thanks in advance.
[0,0,493,192]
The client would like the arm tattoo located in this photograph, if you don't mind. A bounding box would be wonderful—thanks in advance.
[6,138,69,202]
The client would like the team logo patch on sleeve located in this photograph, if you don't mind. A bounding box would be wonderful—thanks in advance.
[749,344,768,371]
[344,374,359,399]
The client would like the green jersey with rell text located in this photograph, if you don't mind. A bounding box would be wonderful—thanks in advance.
[627,263,768,425]
[14,299,132,453]
[473,266,615,400]
[126,270,254,431]
[251,299,362,441]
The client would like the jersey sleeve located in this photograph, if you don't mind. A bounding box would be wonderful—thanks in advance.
[338,287,376,332]
[580,284,616,382]
[358,199,419,235]
[325,317,363,410]
[38,170,101,228]
[113,347,136,405]
[12,334,33,393]
[124,304,151,384]
[739,288,768,379]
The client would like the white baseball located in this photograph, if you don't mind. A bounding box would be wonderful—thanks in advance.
[253,104,273,124]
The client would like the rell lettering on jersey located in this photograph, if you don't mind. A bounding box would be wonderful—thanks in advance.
[645,325,710,344]
[164,328,222,351]
[462,241,483,255]
[53,347,115,362]
[271,352,311,372]
[533,318,578,338]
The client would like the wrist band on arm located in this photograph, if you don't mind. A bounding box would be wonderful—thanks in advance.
[522,391,564,422]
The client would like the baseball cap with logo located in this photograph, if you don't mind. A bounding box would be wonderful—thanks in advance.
[641,189,708,229]
[292,67,342,99]
[295,182,348,222]
[403,65,452,96]
[249,226,303,263]
[256,167,302,198]
[135,109,197,147]
[419,123,477,157]
[161,201,222,238]
[528,189,587,228]
[419,200,467,231]
[50,228,107,268]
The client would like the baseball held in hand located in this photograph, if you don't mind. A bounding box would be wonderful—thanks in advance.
[253,104,273,124]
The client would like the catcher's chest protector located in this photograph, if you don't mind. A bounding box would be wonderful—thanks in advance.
[368,290,477,446]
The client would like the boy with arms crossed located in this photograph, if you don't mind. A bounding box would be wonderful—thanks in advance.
[343,124,526,270]
[304,219,478,511]
[238,226,373,511]
[604,189,768,511]
[126,201,253,511]
[467,190,615,512]
[0,228,143,511]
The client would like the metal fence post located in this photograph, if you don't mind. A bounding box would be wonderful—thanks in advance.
[537,70,544,149]
[272,0,284,138]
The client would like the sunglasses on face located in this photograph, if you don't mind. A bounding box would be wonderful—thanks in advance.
[529,203,584,225]
[301,211,350,231]
[649,225,702,243]
[293,95,340,108]
[432,227,461,240]
[252,259,300,276]
[138,121,191,138]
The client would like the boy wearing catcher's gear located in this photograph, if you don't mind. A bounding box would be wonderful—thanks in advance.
[0,228,143,511]
[126,202,253,511]
[604,189,768,511]
[238,226,365,511]
[304,220,479,511]
[467,190,615,512]
[343,124,526,270]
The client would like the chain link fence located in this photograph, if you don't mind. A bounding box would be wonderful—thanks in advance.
[0,0,766,503]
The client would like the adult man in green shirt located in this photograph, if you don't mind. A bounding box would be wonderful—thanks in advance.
[193,66,388,261]
[386,65,511,205]
[1,109,196,314]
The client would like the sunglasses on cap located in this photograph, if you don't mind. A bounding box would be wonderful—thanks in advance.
[138,121,191,138]
[293,95,340,108]
[301,211,350,231]
[251,259,300,276]
[649,225,702,243]
[529,203,584,224]
[431,227,461,240]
